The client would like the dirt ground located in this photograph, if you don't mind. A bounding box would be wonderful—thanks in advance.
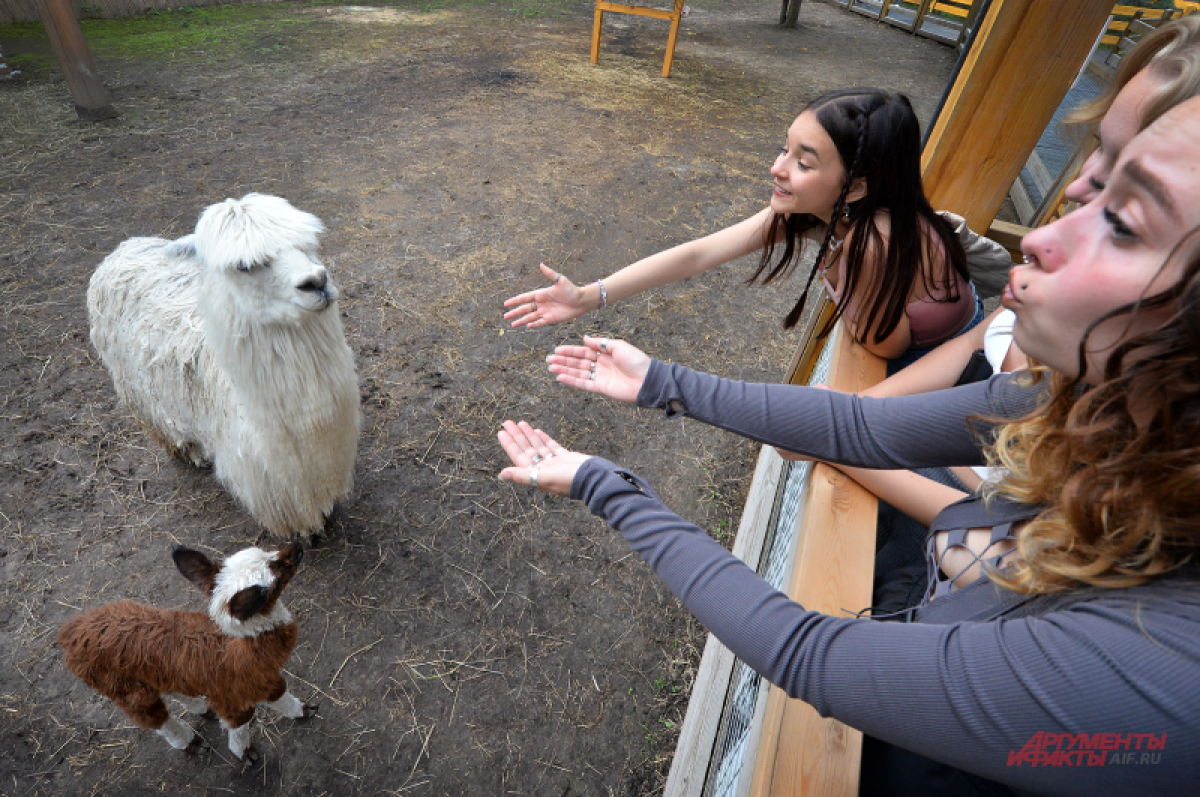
[0,2,957,794]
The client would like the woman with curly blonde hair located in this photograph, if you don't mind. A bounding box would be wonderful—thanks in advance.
[497,97,1200,795]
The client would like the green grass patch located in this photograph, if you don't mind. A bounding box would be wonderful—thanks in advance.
[0,0,582,77]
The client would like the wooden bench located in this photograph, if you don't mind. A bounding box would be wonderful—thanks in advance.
[590,0,686,78]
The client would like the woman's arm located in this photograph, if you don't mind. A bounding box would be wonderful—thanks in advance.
[504,207,775,328]
[569,456,1198,796]
[635,358,1039,470]
[861,306,1002,398]
[547,337,1040,469]
[829,464,969,527]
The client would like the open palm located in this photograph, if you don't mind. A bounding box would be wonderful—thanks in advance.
[502,263,588,329]
[546,336,650,404]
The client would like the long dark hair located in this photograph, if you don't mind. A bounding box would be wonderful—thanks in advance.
[751,88,969,338]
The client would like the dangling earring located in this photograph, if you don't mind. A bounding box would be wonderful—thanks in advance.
[842,203,852,222]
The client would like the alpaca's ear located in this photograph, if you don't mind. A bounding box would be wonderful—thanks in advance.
[228,585,271,622]
[173,547,218,594]
[164,234,198,260]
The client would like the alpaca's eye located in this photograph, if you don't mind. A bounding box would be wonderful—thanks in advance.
[237,261,251,273]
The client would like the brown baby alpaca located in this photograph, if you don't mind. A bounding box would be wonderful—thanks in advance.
[57,543,311,760]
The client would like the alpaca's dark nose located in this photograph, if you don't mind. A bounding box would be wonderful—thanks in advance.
[297,274,327,293]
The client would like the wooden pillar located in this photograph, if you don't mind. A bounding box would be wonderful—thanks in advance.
[921,0,1114,233]
[37,0,116,121]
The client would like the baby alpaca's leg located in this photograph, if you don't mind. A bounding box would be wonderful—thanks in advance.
[157,715,196,750]
[218,706,257,760]
[220,716,253,760]
[114,688,202,753]
[263,689,308,719]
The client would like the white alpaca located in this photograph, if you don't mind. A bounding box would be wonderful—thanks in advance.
[87,194,360,539]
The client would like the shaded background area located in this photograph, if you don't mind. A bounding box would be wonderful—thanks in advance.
[0,2,957,793]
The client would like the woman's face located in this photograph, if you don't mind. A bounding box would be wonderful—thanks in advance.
[769,110,853,223]
[1007,101,1200,384]
[1064,68,1164,205]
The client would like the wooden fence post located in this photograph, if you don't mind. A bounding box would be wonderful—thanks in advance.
[921,0,1115,233]
[37,0,117,121]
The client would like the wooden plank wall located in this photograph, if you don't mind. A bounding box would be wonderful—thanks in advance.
[664,446,785,797]
[747,322,883,797]
[0,0,279,25]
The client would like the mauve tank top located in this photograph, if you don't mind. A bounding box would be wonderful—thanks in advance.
[822,267,975,350]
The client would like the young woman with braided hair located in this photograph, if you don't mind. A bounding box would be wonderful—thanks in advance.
[504,88,998,366]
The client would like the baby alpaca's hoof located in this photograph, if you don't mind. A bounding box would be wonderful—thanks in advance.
[183,736,208,756]
[239,745,261,764]
[300,702,318,720]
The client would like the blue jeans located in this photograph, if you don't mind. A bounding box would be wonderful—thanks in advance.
[885,285,985,377]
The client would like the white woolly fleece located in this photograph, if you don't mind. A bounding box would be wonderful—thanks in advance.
[195,193,323,274]
[86,193,360,540]
[209,547,293,638]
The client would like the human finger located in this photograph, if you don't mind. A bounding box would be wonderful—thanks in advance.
[516,421,554,464]
[503,290,537,309]
[531,427,568,455]
[499,462,573,495]
[550,344,596,362]
[547,357,605,386]
[546,348,598,373]
[505,301,542,329]
[499,420,540,465]
[538,262,566,285]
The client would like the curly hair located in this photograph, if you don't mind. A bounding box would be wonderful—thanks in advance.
[985,228,1200,593]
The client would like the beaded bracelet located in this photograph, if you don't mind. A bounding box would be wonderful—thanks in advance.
[596,279,608,311]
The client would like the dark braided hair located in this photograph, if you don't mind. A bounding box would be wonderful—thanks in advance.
[750,88,970,339]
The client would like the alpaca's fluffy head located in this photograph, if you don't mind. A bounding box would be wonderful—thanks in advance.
[173,544,303,638]
[193,194,337,328]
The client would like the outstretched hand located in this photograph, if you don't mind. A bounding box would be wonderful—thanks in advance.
[547,336,650,404]
[503,263,589,329]
[498,420,591,497]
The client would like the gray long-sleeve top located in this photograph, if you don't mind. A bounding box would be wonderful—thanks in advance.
[567,360,1200,796]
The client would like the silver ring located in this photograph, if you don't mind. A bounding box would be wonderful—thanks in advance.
[530,467,539,488]
[600,338,609,352]
[532,300,537,312]
[530,453,543,465]
[554,274,563,284]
